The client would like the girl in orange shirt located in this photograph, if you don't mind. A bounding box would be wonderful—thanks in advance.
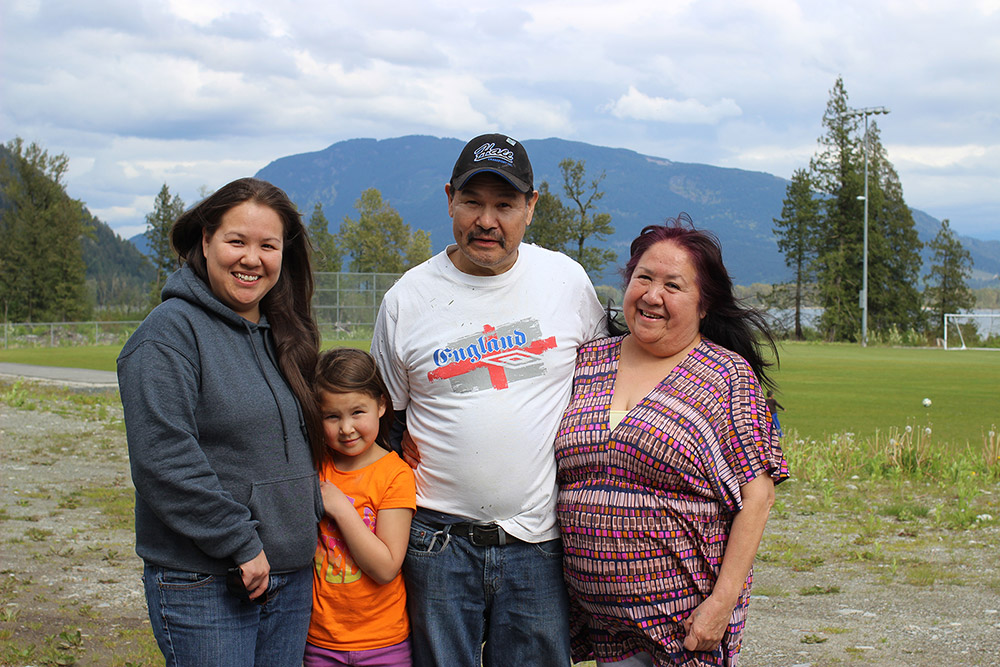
[306,348,416,667]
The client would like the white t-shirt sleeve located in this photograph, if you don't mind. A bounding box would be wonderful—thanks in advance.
[371,291,410,412]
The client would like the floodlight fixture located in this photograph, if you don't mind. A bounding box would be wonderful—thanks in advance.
[839,105,891,347]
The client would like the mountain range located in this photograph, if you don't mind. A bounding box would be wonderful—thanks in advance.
[251,135,999,288]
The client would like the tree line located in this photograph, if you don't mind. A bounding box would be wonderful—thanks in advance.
[134,158,618,312]
[772,77,974,342]
[2,124,977,338]
[0,137,617,323]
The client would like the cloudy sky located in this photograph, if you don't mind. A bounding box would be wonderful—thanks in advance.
[2,0,998,241]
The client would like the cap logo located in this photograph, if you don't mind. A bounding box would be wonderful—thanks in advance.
[473,142,515,166]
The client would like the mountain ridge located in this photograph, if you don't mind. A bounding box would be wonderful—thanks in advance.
[252,135,998,287]
[132,135,998,288]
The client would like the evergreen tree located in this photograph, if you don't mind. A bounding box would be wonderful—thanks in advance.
[804,77,923,343]
[308,202,341,272]
[144,184,185,306]
[808,77,865,341]
[558,159,617,277]
[524,181,572,253]
[338,188,430,273]
[924,219,975,338]
[865,128,923,335]
[772,168,820,339]
[0,138,91,322]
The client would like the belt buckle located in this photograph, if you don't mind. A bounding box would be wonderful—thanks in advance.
[469,523,500,547]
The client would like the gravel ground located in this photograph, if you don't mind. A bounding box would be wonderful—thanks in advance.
[2,379,999,666]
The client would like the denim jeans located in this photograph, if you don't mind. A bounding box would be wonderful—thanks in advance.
[143,563,313,667]
[403,516,571,667]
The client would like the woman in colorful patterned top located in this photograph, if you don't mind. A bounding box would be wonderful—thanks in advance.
[555,216,789,667]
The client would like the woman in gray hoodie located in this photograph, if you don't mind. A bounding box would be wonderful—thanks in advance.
[118,178,325,666]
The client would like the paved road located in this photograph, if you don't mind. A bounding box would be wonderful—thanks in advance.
[0,362,119,390]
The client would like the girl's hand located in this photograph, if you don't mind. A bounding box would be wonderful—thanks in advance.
[682,594,732,652]
[320,480,352,519]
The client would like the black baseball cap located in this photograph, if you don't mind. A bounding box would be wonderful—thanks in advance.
[450,133,533,194]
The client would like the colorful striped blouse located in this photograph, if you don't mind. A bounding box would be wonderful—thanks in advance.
[555,335,789,666]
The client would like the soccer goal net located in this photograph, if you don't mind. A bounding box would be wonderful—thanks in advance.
[943,313,1000,350]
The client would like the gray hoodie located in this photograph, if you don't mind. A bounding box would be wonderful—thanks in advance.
[118,266,323,574]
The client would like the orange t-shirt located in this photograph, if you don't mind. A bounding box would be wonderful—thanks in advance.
[308,450,416,651]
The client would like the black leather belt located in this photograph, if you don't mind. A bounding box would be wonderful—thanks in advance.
[429,521,523,547]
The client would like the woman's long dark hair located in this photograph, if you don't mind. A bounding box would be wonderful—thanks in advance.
[615,213,778,390]
[170,177,324,460]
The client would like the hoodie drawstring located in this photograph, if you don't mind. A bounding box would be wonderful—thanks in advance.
[244,321,291,462]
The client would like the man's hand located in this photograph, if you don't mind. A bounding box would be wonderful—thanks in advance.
[401,430,420,469]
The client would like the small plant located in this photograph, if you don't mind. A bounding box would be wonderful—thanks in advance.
[801,633,828,644]
[1,379,34,409]
[25,527,54,542]
[58,495,82,510]
[57,628,84,651]
[3,644,37,662]
[904,563,964,587]
[799,584,840,596]
[984,425,999,477]
[47,545,75,558]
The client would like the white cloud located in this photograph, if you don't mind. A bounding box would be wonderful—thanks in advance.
[1,0,998,240]
[892,144,992,169]
[606,87,742,125]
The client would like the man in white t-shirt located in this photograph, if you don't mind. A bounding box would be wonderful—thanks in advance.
[371,133,606,666]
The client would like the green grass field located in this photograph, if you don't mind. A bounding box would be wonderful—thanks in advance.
[2,340,997,447]
[772,342,999,447]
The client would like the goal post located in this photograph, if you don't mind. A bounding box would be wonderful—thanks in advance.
[943,313,1000,350]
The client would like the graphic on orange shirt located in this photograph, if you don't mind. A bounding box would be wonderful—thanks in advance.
[313,498,376,585]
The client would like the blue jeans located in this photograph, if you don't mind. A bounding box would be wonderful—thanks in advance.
[403,516,571,667]
[143,563,313,667]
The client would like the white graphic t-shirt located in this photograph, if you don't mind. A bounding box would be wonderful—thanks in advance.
[371,243,606,541]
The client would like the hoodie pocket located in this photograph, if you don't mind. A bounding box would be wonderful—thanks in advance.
[247,472,321,570]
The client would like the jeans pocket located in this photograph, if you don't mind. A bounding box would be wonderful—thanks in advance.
[407,518,451,557]
[531,538,565,559]
[156,568,216,591]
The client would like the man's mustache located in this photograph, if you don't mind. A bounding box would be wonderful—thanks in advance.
[467,229,506,248]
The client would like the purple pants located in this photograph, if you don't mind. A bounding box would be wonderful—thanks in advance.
[303,638,411,667]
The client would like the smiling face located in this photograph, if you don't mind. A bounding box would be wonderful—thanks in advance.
[623,240,705,358]
[201,201,284,322]
[446,172,538,276]
[319,389,387,470]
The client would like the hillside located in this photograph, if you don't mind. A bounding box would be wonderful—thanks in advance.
[82,209,154,310]
[254,135,1000,287]
[1,143,153,314]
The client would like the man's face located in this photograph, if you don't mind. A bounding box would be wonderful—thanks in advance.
[446,173,538,276]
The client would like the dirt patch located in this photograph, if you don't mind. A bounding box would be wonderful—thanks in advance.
[2,379,999,666]
[741,479,1000,666]
[1,384,155,666]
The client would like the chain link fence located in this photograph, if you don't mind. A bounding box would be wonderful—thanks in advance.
[1,272,401,348]
[313,271,400,341]
[1,320,143,348]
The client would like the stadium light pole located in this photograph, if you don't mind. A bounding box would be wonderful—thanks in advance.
[841,105,890,347]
